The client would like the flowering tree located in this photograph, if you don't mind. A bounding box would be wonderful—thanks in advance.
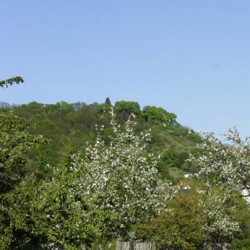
[187,128,250,246]
[32,122,174,248]
[77,122,174,239]
[201,188,240,247]
[189,127,250,190]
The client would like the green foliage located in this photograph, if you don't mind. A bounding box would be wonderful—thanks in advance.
[142,105,177,126]
[139,190,207,250]
[114,101,140,114]
[0,115,47,193]
[0,100,201,179]
[162,150,189,168]
[0,114,48,248]
[229,194,250,248]
[232,238,250,250]
[30,169,105,248]
[0,76,24,88]
[114,101,140,120]
[0,77,49,248]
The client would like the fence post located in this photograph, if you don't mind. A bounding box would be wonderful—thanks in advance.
[129,239,135,250]
[116,239,122,250]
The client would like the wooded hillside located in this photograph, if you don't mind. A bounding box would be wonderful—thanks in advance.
[0,99,201,182]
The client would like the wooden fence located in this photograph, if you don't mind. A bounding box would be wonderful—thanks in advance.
[72,240,230,250]
[115,240,229,250]
[116,239,155,250]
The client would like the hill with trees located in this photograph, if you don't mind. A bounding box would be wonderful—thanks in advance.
[0,77,249,249]
[0,99,201,182]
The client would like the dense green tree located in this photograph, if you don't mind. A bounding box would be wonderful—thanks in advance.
[142,105,177,126]
[29,162,106,249]
[139,190,207,250]
[222,192,250,249]
[114,101,140,114]
[114,101,140,120]
[0,115,47,193]
[0,77,48,248]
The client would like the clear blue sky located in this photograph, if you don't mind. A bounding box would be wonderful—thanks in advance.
[1,1,250,138]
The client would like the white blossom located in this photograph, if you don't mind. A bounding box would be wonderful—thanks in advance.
[69,122,175,238]
[188,127,250,190]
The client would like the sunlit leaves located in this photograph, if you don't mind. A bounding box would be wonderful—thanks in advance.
[0,76,24,88]
[0,114,47,193]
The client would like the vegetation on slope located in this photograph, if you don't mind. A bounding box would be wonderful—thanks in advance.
[0,77,249,249]
[0,99,201,182]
